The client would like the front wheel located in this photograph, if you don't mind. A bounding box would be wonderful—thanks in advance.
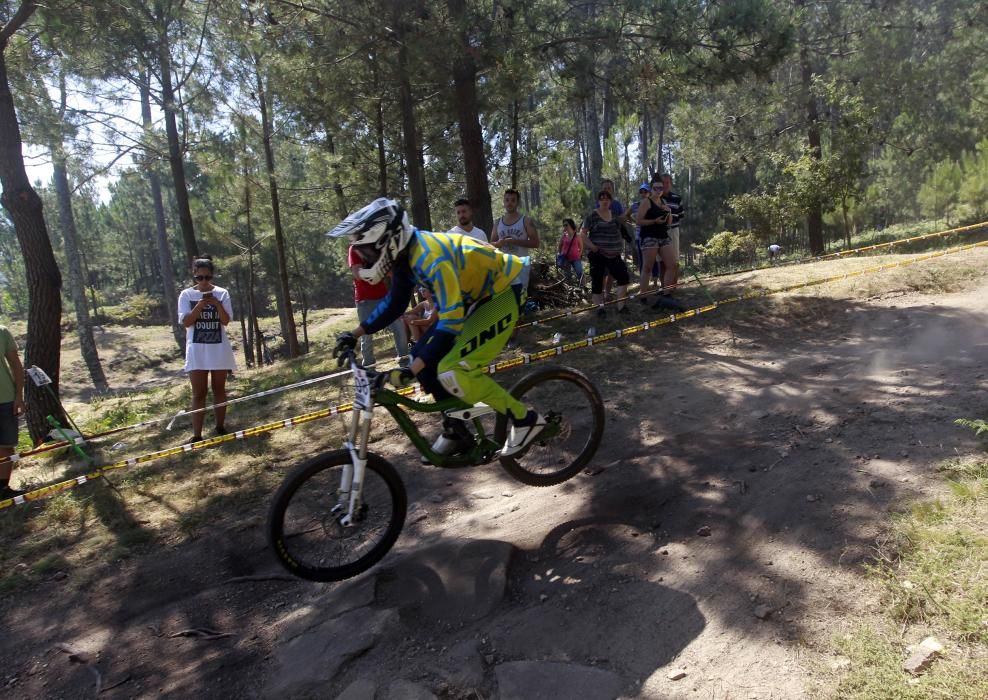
[495,366,605,487]
[268,450,406,582]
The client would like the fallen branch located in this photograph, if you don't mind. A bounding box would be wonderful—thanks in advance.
[223,573,297,584]
[168,627,234,641]
[101,674,132,692]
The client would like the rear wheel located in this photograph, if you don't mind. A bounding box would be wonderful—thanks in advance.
[268,450,406,582]
[495,366,605,487]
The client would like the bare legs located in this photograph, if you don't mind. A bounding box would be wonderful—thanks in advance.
[639,246,660,294]
[189,369,229,439]
[659,245,677,290]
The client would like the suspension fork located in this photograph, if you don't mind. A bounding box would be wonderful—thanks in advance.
[339,407,374,526]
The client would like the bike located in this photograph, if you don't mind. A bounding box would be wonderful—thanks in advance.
[267,350,604,582]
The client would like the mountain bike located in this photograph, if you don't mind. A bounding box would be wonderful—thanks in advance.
[267,350,604,582]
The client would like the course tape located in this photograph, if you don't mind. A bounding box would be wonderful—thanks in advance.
[487,238,988,375]
[0,355,407,469]
[3,238,985,511]
[0,384,419,511]
[703,220,988,278]
[518,219,988,330]
[12,220,984,467]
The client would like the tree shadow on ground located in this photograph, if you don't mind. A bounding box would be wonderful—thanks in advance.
[1,290,987,697]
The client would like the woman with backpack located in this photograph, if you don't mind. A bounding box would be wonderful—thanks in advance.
[556,218,584,283]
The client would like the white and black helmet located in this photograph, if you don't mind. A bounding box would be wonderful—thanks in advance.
[327,198,413,284]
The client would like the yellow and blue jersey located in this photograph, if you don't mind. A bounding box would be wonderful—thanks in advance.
[361,230,527,364]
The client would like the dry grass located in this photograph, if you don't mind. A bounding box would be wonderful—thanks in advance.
[823,451,988,699]
[3,242,988,610]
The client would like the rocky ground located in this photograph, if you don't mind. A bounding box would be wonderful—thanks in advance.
[1,252,986,699]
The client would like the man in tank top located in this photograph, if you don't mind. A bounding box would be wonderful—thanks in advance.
[491,188,539,288]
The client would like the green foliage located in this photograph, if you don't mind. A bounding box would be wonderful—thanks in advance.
[920,159,964,224]
[99,292,168,326]
[959,140,988,219]
[695,230,759,269]
[956,418,988,436]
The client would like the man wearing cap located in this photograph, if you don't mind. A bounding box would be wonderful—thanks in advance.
[659,173,685,285]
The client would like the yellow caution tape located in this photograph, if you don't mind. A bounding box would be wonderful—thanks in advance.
[519,219,988,329]
[4,238,985,511]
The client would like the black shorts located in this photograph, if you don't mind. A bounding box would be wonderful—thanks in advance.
[0,402,19,448]
[587,251,630,294]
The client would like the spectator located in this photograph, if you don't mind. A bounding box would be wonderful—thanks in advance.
[556,218,584,283]
[659,173,685,284]
[600,178,625,220]
[768,243,782,261]
[0,324,24,499]
[403,287,437,342]
[178,256,237,442]
[628,183,650,273]
[580,190,631,316]
[637,183,678,307]
[492,188,539,289]
[349,245,409,366]
[448,197,488,243]
[599,178,629,300]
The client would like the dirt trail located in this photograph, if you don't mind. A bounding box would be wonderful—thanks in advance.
[2,268,986,699]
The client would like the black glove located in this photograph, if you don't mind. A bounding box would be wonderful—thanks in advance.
[387,367,416,388]
[333,332,358,367]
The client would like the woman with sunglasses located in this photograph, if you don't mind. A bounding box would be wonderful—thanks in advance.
[177,255,236,442]
[579,190,631,316]
[637,183,684,312]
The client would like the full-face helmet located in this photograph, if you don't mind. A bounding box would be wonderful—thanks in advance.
[327,198,413,284]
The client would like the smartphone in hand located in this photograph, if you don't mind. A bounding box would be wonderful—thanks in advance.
[202,291,214,298]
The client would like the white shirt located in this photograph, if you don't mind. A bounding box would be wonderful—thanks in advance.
[178,286,237,372]
[448,224,488,243]
[768,244,782,254]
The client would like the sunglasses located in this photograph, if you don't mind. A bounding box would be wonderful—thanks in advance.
[194,275,213,281]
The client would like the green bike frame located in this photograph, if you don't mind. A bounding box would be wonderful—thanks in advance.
[350,386,502,469]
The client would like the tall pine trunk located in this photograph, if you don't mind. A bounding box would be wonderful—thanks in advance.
[234,268,253,367]
[448,0,493,236]
[155,7,199,264]
[254,55,300,357]
[140,71,183,352]
[325,132,348,217]
[797,0,825,255]
[0,16,68,442]
[396,37,431,228]
[375,98,388,197]
[585,96,603,187]
[654,107,666,176]
[510,99,520,189]
[243,169,265,367]
[51,141,108,393]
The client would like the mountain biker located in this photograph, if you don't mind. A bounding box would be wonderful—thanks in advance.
[329,198,546,459]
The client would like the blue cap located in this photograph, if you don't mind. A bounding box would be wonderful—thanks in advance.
[638,183,650,191]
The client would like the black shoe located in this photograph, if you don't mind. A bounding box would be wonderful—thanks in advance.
[638,295,649,304]
[596,306,606,318]
[215,426,229,436]
[0,486,23,500]
[652,295,686,313]
[188,435,203,444]
[422,417,474,465]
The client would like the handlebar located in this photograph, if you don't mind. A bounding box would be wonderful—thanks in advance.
[337,347,392,390]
